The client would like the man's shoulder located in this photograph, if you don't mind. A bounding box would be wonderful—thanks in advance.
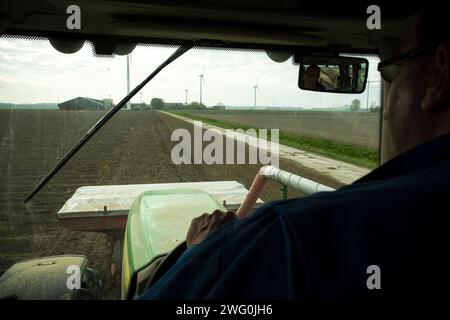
[262,156,450,223]
[254,160,450,298]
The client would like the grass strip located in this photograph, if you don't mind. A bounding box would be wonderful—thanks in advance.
[166,111,379,169]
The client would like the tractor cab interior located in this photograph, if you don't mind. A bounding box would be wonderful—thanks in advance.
[0,0,435,300]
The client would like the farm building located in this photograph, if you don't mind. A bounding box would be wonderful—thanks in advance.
[58,97,106,111]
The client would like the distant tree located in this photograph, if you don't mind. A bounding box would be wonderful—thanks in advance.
[211,102,225,110]
[369,105,380,113]
[188,101,206,109]
[102,98,114,108]
[151,97,165,110]
[349,99,361,112]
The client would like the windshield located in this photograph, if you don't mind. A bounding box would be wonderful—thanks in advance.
[0,36,382,298]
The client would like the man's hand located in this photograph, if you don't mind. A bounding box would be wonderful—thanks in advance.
[186,210,237,248]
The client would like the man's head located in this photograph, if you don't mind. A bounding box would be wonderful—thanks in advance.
[303,65,321,89]
[383,7,450,161]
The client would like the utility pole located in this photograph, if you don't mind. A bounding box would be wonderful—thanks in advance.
[185,89,189,106]
[199,74,203,106]
[366,80,381,111]
[366,81,371,111]
[253,84,260,108]
[106,67,110,101]
[126,54,131,110]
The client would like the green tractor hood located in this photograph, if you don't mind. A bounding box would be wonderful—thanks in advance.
[122,188,226,298]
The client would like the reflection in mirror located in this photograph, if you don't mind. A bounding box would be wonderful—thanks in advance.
[298,56,368,94]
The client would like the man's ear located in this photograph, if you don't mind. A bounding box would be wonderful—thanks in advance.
[421,41,450,112]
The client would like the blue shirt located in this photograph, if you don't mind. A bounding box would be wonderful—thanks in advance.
[140,133,450,299]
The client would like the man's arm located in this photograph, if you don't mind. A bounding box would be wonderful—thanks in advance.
[186,210,237,249]
[139,203,306,299]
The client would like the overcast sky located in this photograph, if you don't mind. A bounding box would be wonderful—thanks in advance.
[0,37,382,108]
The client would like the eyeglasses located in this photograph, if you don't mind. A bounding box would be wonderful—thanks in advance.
[377,44,436,82]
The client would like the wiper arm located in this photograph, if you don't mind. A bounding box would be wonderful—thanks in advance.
[24,45,192,204]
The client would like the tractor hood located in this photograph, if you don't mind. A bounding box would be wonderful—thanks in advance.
[122,188,226,291]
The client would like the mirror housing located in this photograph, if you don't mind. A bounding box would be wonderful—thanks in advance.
[298,56,368,93]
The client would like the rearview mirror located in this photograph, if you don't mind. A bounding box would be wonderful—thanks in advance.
[298,56,368,93]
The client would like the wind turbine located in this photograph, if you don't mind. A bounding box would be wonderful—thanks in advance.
[199,70,205,107]
[253,80,260,108]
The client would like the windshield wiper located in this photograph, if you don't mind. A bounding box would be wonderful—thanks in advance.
[24,45,192,204]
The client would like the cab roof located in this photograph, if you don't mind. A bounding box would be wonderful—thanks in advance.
[0,0,421,52]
